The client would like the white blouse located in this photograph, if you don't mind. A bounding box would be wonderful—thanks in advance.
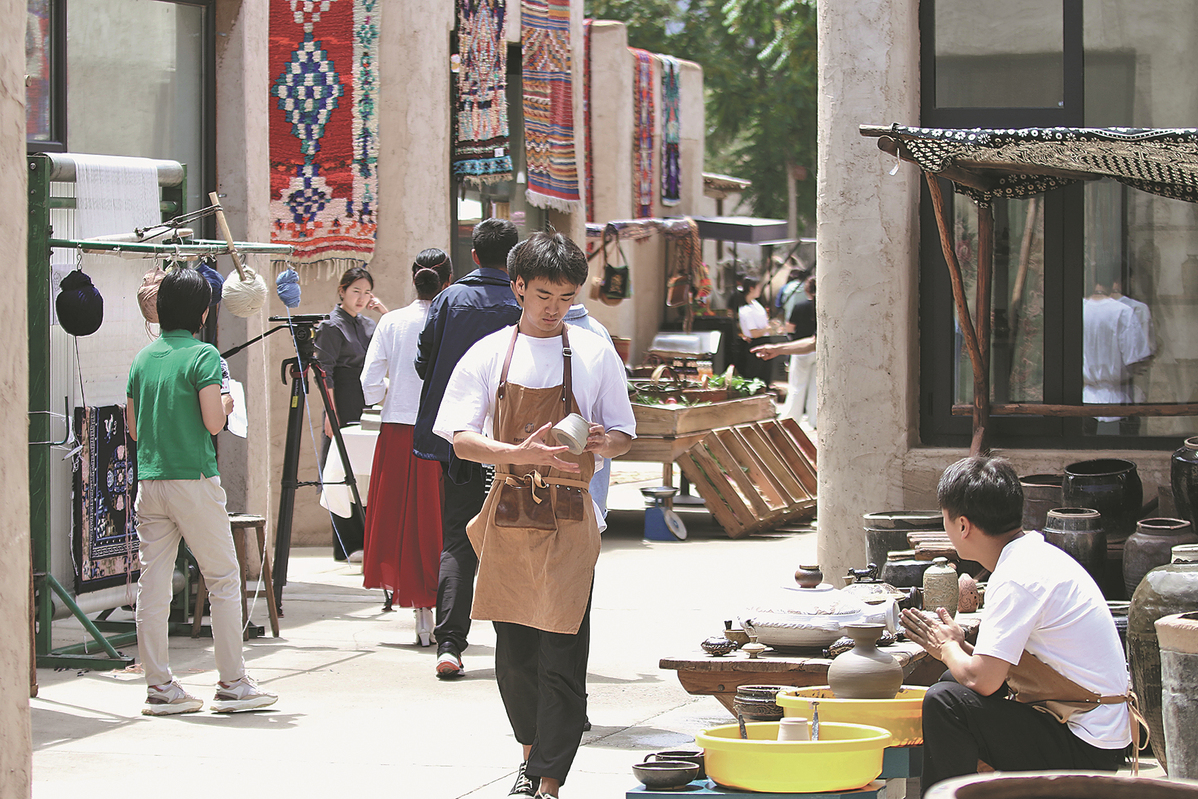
[360,299,433,424]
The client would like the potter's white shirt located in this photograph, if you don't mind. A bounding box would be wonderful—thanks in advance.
[360,299,432,424]
[1082,297,1150,416]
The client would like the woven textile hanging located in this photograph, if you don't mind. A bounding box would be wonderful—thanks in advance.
[523,0,582,212]
[631,48,655,218]
[73,405,138,594]
[660,55,681,206]
[583,18,595,223]
[454,0,513,183]
[269,0,380,266]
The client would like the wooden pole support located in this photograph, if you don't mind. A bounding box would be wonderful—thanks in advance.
[208,191,247,282]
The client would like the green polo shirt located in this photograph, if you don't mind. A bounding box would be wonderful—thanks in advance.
[126,329,222,479]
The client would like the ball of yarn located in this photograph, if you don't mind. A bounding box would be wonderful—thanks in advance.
[56,270,104,336]
[196,261,225,308]
[137,264,166,324]
[275,267,302,308]
[222,265,269,318]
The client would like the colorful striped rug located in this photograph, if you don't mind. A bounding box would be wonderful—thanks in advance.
[523,0,581,212]
[660,54,681,206]
[269,0,379,266]
[631,48,655,218]
[454,0,512,184]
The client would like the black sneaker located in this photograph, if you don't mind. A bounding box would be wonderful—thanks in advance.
[508,761,535,798]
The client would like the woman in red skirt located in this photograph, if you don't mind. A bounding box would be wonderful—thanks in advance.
[360,249,453,645]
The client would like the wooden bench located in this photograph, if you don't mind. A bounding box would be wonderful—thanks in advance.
[191,514,280,640]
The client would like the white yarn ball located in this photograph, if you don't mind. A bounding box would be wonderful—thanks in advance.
[222,264,268,318]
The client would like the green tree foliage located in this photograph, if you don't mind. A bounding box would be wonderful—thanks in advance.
[586,0,817,225]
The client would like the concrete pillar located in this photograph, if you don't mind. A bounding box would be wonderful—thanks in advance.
[1,0,33,789]
[816,0,920,582]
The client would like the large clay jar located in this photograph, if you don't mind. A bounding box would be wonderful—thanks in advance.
[880,549,933,588]
[1172,437,1198,529]
[1123,517,1197,598]
[1157,611,1198,780]
[1127,544,1198,765]
[1040,507,1106,586]
[827,623,903,700]
[1020,474,1063,533]
[863,511,943,571]
[1062,458,1142,545]
[922,557,959,617]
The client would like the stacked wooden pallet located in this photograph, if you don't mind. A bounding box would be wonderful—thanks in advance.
[906,531,958,560]
[677,418,818,538]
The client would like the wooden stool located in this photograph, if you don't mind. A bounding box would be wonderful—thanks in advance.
[191,514,280,640]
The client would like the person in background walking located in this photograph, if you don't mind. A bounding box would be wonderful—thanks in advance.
[780,276,817,428]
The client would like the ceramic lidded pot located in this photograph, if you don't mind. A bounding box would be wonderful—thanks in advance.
[1123,517,1198,598]
[827,623,903,700]
[1062,458,1143,545]
[1172,437,1198,529]
[1041,507,1106,586]
[794,565,824,589]
[863,510,944,571]
[922,557,959,617]
[881,550,934,588]
[1127,544,1198,765]
[1020,474,1064,534]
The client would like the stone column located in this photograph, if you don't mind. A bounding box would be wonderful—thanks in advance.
[816,0,920,581]
[1,0,33,789]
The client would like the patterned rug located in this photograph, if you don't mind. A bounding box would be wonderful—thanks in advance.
[660,54,681,206]
[522,0,581,212]
[454,0,512,183]
[73,405,139,594]
[269,0,380,266]
[631,48,655,218]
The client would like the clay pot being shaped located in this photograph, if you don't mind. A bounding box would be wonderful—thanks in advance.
[922,557,959,617]
[1020,474,1064,534]
[1063,459,1143,545]
[1127,544,1198,765]
[1123,517,1198,598]
[1171,436,1198,529]
[1041,508,1106,587]
[827,623,903,700]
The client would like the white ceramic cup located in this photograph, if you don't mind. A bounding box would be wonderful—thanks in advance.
[551,413,590,455]
[777,718,810,742]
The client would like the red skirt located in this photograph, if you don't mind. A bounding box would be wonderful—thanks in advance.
[362,423,443,607]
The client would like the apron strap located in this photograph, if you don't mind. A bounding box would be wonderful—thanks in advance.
[561,327,572,406]
[498,326,521,400]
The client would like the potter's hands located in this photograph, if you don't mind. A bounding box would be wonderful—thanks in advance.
[583,423,607,454]
[900,607,964,659]
[584,425,633,459]
[514,422,580,473]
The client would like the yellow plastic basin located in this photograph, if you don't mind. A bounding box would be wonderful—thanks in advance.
[695,721,891,793]
[776,685,928,747]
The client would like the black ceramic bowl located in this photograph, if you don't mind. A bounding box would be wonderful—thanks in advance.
[633,760,700,789]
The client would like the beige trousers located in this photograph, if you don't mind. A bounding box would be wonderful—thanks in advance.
[134,477,245,687]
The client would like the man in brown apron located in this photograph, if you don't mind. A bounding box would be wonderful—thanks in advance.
[433,232,635,799]
[901,456,1133,796]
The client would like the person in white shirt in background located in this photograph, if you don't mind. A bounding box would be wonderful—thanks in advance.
[359,249,453,647]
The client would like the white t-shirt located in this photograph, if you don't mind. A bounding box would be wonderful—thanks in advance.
[360,299,432,424]
[975,532,1131,749]
[738,299,769,338]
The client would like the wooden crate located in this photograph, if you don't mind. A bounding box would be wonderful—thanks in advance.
[677,419,818,538]
[632,395,775,437]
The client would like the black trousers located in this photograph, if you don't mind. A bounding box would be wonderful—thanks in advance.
[434,462,484,655]
[494,596,592,786]
[921,671,1125,796]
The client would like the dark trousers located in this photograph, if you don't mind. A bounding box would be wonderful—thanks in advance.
[434,462,484,655]
[921,671,1125,796]
[494,596,592,786]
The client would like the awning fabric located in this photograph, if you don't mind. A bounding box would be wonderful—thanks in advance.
[883,125,1198,206]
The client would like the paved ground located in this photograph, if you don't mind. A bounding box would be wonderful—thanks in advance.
[30,473,821,799]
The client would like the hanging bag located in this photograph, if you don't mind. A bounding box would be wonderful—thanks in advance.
[595,225,630,303]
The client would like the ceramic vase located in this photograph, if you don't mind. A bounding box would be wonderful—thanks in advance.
[1156,611,1198,779]
[794,565,823,589]
[1128,544,1198,765]
[1041,507,1106,587]
[1062,458,1143,545]
[827,623,903,700]
[1020,474,1064,533]
[922,557,959,617]
[1123,517,1197,598]
[1171,437,1198,530]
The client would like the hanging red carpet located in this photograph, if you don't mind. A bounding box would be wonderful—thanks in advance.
[523,0,581,212]
[454,0,513,184]
[631,48,655,218]
[269,0,379,266]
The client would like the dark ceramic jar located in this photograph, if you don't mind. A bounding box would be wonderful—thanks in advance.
[1063,459,1143,545]
[863,511,943,571]
[1127,544,1198,766]
[1020,474,1064,533]
[1123,518,1197,598]
[1041,508,1106,587]
[880,549,933,588]
[1171,437,1198,529]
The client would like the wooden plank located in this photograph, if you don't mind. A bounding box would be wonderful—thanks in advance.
[952,402,1198,417]
[620,432,706,463]
[725,427,797,508]
[778,417,817,470]
[704,432,773,517]
[759,420,817,497]
[679,447,753,537]
[736,425,807,503]
[632,394,775,437]
[713,428,786,509]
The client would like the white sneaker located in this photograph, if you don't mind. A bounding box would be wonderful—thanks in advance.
[415,607,434,647]
[143,680,204,716]
[211,675,278,713]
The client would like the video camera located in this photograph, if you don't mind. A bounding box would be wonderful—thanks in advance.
[268,314,327,367]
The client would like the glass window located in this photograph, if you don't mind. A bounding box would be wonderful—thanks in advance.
[26,0,58,144]
[935,1,1064,108]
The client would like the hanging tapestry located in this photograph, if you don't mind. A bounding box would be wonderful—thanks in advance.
[660,55,681,206]
[454,0,513,183]
[269,0,380,266]
[522,0,582,212]
[631,48,655,218]
[73,405,139,594]
[583,19,595,223]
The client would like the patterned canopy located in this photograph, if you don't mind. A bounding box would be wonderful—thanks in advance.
[874,125,1198,206]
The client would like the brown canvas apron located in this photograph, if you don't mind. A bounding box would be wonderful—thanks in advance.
[466,327,598,635]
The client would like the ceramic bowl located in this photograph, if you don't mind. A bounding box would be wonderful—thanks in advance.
[551,413,589,455]
[632,760,699,789]
[701,636,737,657]
[723,627,751,647]
[643,749,706,780]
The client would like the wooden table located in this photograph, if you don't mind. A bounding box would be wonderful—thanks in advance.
[659,641,947,715]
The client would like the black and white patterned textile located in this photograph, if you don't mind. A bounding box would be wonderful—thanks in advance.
[887,125,1198,206]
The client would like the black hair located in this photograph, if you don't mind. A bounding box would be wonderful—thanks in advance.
[937,456,1024,537]
[729,275,759,312]
[508,231,588,287]
[472,218,519,269]
[412,248,452,300]
[805,276,816,296]
[157,265,211,333]
[337,266,374,296]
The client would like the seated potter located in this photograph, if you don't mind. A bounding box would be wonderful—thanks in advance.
[900,456,1132,796]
